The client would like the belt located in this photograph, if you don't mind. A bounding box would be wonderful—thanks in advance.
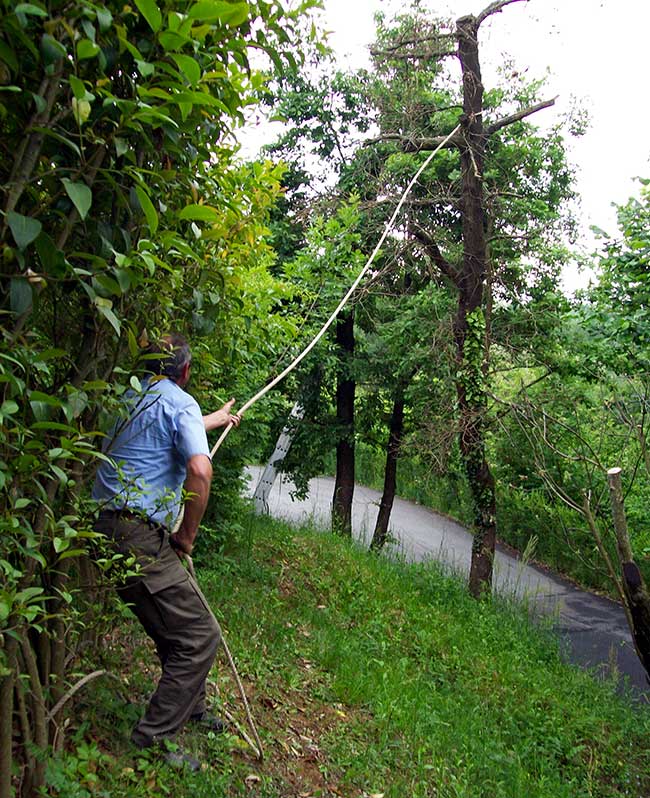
[98,508,151,524]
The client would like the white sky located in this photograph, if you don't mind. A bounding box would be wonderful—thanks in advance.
[321,0,650,239]
[240,0,650,288]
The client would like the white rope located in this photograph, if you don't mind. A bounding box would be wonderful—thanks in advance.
[185,555,264,760]
[211,123,462,458]
[179,127,462,760]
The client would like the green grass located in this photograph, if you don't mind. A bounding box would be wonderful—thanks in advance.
[47,513,650,798]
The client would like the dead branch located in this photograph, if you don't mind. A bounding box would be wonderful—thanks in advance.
[371,47,457,61]
[476,0,529,28]
[364,131,462,152]
[370,31,456,57]
[45,670,122,724]
[409,223,461,284]
[486,97,557,135]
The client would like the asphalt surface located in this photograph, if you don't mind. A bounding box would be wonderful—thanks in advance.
[244,466,649,702]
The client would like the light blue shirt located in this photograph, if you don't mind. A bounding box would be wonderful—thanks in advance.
[92,377,210,526]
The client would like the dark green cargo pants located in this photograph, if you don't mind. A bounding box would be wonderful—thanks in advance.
[95,510,221,748]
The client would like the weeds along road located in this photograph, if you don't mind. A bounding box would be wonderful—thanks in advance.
[244,465,649,702]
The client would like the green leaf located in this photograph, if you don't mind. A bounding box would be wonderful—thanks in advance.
[31,421,78,432]
[14,498,30,510]
[35,233,68,277]
[62,179,92,220]
[77,39,100,60]
[136,59,155,77]
[96,302,121,336]
[188,1,249,26]
[69,75,86,100]
[114,268,132,292]
[29,391,63,407]
[0,42,18,72]
[114,137,129,157]
[7,211,42,249]
[1,400,19,416]
[134,0,162,32]
[10,278,33,316]
[31,126,81,157]
[178,204,220,222]
[72,97,91,125]
[58,549,86,561]
[15,3,48,17]
[15,587,44,603]
[135,186,159,233]
[158,31,189,50]
[127,328,139,358]
[53,536,69,553]
[96,7,113,32]
[81,18,96,43]
[93,274,122,296]
[31,92,46,113]
[171,54,201,86]
[40,33,66,65]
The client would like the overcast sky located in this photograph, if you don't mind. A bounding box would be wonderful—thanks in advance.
[320,0,650,241]
[241,0,649,288]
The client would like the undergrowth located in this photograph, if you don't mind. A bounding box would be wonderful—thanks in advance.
[45,512,650,798]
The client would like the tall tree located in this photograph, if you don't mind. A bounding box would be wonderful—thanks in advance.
[367,1,573,596]
[260,2,575,584]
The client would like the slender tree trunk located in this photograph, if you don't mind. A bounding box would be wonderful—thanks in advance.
[332,311,355,536]
[371,392,405,551]
[456,14,497,597]
[0,635,18,798]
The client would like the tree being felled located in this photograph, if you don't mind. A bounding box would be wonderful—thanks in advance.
[367,0,574,595]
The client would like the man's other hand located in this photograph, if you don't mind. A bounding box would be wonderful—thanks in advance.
[203,398,242,432]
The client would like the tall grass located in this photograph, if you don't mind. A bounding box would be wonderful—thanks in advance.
[48,513,650,798]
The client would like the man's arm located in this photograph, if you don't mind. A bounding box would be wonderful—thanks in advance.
[203,398,241,432]
[170,454,212,555]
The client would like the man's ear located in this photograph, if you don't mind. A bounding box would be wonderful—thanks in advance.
[179,361,191,386]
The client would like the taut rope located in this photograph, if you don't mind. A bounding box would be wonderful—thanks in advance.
[210,123,462,458]
[191,123,462,762]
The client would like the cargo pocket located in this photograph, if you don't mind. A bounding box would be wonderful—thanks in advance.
[145,574,213,633]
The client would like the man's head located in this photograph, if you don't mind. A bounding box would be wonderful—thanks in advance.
[144,333,192,387]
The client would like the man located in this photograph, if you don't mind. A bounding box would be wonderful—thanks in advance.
[93,333,240,770]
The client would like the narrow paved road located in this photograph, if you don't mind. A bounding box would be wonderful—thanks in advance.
[244,466,649,701]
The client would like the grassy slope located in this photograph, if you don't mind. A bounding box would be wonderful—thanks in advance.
[53,514,650,798]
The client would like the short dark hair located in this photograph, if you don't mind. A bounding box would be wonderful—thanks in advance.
[144,333,191,381]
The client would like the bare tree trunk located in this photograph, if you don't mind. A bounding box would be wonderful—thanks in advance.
[371,392,405,551]
[456,13,498,598]
[332,311,355,536]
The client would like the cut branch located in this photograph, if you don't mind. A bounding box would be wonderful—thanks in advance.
[365,131,462,152]
[370,47,457,61]
[476,0,529,27]
[486,97,557,135]
[410,223,460,284]
[370,31,456,57]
